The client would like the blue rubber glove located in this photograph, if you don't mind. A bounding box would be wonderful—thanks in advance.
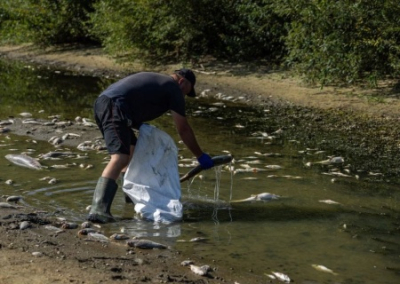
[197,153,214,169]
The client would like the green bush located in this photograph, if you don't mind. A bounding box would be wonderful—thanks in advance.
[273,0,400,86]
[0,0,33,43]
[89,0,286,63]
[0,0,99,46]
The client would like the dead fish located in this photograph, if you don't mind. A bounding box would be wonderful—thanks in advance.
[6,196,23,203]
[22,119,42,125]
[39,176,52,181]
[40,151,74,159]
[190,237,208,242]
[19,112,32,117]
[87,232,109,243]
[55,121,73,127]
[77,141,95,151]
[314,156,345,165]
[265,165,283,170]
[50,164,73,169]
[32,252,43,257]
[0,127,11,133]
[5,154,43,170]
[80,221,92,229]
[271,271,291,283]
[0,120,13,126]
[42,121,55,126]
[20,221,31,230]
[48,178,58,184]
[61,133,81,140]
[231,192,280,203]
[61,222,78,229]
[126,239,168,249]
[322,172,352,178]
[0,202,18,209]
[44,225,64,234]
[48,136,63,145]
[109,233,130,240]
[181,260,194,266]
[82,121,97,127]
[319,199,341,205]
[190,264,211,276]
[77,228,99,236]
[311,264,338,275]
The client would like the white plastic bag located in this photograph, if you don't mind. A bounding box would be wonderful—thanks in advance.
[123,124,182,223]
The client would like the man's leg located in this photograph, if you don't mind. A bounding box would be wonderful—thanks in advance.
[89,97,133,223]
[88,153,130,223]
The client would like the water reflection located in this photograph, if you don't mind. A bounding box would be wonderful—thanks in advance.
[120,218,182,239]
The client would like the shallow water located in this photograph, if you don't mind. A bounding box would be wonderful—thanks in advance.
[0,59,399,283]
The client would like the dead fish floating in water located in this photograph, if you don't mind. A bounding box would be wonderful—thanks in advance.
[319,199,341,205]
[306,156,345,167]
[126,239,168,249]
[311,264,338,275]
[5,154,43,170]
[265,271,291,283]
[230,192,280,203]
[19,112,32,118]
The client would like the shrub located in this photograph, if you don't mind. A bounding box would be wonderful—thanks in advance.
[274,0,400,86]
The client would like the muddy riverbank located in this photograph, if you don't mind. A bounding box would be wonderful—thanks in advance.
[1,44,400,119]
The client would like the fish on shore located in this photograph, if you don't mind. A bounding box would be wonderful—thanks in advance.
[5,154,43,170]
[190,264,211,276]
[126,238,168,249]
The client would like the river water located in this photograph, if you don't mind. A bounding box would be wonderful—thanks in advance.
[0,59,399,283]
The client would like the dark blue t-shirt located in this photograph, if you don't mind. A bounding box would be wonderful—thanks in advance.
[100,72,186,127]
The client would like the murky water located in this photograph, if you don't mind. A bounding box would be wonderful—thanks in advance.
[1,59,399,283]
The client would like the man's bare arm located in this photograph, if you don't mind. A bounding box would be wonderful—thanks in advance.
[171,111,203,158]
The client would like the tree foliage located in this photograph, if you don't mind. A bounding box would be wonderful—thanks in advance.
[0,0,99,45]
[274,0,400,86]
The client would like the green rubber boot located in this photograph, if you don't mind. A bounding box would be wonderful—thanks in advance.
[87,177,118,223]
[121,172,133,204]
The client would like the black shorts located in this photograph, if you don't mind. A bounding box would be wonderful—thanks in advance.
[94,96,137,155]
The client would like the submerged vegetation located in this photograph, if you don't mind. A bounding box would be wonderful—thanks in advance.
[0,0,399,87]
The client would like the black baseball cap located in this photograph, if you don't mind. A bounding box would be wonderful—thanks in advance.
[175,68,196,97]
